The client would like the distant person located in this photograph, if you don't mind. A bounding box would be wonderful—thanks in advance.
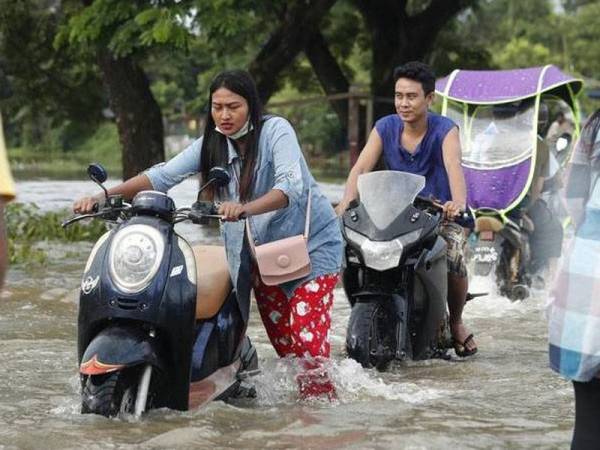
[0,66,16,290]
[335,61,476,357]
[546,111,574,151]
[505,104,564,283]
[548,109,600,449]
[526,104,564,280]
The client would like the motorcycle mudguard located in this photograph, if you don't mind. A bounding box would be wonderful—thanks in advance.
[347,292,410,361]
[472,239,498,277]
[80,325,164,375]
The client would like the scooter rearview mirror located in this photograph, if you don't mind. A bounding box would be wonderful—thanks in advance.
[87,163,109,201]
[208,166,231,187]
[196,166,231,203]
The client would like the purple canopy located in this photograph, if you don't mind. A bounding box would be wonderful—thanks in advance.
[436,65,582,104]
[464,160,531,210]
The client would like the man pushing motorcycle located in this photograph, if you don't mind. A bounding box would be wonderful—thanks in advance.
[335,61,477,357]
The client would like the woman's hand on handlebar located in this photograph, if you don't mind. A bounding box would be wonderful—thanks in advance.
[442,200,465,220]
[73,194,103,214]
[218,201,247,221]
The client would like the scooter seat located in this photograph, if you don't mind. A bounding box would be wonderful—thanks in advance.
[475,216,504,233]
[193,245,232,319]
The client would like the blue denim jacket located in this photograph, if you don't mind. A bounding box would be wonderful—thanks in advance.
[145,117,343,321]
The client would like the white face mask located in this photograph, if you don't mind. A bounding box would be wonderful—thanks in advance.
[215,118,253,140]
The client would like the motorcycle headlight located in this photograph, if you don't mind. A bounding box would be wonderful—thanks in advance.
[345,228,421,271]
[109,224,165,293]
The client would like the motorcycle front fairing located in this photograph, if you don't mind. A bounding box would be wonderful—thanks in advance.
[78,215,197,410]
[342,171,448,359]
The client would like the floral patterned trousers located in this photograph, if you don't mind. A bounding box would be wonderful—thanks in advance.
[253,272,340,399]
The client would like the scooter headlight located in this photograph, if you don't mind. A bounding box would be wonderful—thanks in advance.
[345,228,421,271]
[109,224,165,293]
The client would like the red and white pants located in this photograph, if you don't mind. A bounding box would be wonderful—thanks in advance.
[253,272,339,399]
[253,273,339,358]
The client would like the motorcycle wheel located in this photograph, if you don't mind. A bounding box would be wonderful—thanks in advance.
[81,369,142,417]
[346,302,396,371]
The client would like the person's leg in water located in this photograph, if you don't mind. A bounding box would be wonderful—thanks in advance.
[253,273,339,400]
[441,223,477,356]
[572,378,600,450]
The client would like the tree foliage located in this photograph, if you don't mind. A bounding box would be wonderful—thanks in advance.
[3,0,600,171]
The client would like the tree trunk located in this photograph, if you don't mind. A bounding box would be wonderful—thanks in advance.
[97,52,164,180]
[248,0,337,104]
[304,30,350,130]
[356,0,476,120]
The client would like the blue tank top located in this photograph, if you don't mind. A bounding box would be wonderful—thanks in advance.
[375,112,456,203]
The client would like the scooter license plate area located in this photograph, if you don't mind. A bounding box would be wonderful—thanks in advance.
[480,230,494,241]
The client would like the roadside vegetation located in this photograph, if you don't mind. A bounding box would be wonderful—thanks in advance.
[6,203,107,265]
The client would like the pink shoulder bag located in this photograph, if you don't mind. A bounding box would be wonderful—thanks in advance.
[246,189,312,286]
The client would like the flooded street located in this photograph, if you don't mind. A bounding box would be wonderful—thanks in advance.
[0,179,574,449]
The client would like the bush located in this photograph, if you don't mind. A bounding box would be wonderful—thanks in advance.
[6,203,107,265]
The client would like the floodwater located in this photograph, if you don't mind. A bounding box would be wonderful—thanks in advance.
[0,179,574,449]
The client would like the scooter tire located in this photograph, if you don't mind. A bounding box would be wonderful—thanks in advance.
[81,369,140,417]
[346,302,395,371]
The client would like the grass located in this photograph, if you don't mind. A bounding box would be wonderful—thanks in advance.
[9,122,122,179]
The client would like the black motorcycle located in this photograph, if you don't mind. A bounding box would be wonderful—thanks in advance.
[341,171,466,370]
[63,164,258,417]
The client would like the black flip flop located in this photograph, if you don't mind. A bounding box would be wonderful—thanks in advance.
[453,333,478,357]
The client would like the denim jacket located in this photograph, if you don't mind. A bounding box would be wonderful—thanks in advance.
[145,117,343,321]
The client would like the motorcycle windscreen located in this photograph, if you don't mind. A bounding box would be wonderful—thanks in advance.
[357,171,425,230]
[446,102,536,211]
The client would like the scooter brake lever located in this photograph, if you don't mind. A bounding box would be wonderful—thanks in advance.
[61,213,96,228]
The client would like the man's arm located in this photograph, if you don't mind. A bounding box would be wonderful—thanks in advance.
[442,127,467,216]
[335,128,384,215]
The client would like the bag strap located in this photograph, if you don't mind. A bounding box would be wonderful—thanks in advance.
[246,186,312,251]
[303,186,312,239]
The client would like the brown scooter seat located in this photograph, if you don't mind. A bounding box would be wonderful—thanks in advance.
[193,245,232,319]
[475,216,504,233]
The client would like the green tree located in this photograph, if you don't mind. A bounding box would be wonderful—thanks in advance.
[0,0,104,150]
[56,0,197,178]
[563,1,600,78]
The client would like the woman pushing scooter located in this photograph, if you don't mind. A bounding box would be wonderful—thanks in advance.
[73,70,343,401]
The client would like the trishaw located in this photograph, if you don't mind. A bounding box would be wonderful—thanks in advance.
[436,65,583,299]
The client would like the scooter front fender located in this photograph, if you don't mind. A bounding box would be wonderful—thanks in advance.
[80,325,164,375]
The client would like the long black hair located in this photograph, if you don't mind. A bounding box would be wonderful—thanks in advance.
[200,70,263,201]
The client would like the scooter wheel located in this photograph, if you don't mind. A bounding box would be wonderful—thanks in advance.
[81,369,142,417]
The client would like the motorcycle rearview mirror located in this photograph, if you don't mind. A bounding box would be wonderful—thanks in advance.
[87,163,109,201]
[556,133,571,152]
